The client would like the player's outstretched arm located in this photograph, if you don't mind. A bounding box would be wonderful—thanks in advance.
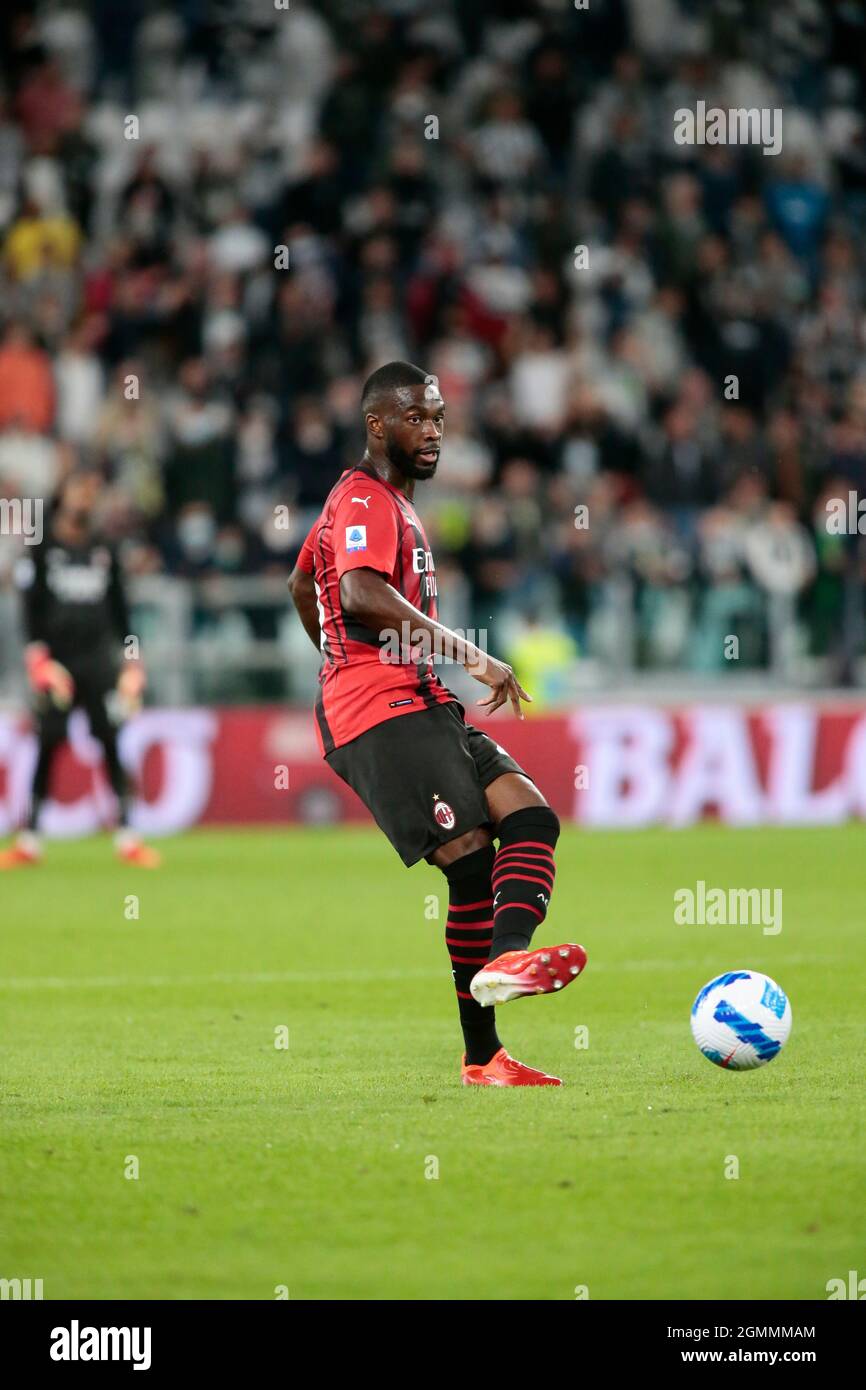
[288,565,322,651]
[340,567,531,718]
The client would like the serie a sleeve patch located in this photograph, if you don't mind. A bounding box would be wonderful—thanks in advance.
[345,525,367,552]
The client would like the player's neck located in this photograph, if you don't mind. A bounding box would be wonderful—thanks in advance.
[359,450,415,501]
[53,514,91,547]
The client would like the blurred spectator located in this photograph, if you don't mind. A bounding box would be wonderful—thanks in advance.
[13,57,82,156]
[281,396,345,512]
[162,359,234,523]
[508,610,578,711]
[4,159,81,281]
[55,316,104,447]
[0,0,865,698]
[0,321,55,431]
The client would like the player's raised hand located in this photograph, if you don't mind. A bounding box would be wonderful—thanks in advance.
[25,643,74,709]
[465,649,532,719]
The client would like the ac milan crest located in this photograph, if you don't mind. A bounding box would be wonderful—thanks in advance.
[433,795,455,830]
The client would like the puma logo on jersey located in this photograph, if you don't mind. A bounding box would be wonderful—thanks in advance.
[493,892,501,909]
[537,893,550,908]
[351,496,371,508]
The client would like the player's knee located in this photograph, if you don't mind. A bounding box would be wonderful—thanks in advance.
[498,804,560,845]
[430,827,492,871]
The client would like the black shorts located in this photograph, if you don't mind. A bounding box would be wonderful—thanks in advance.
[326,702,530,866]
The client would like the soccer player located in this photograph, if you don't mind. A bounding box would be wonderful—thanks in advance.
[0,469,160,869]
[288,362,586,1086]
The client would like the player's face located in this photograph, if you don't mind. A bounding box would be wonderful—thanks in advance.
[61,473,100,524]
[382,386,445,480]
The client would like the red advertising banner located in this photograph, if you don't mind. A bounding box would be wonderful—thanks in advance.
[1,703,866,836]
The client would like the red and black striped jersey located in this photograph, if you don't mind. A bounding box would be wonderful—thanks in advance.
[297,465,456,753]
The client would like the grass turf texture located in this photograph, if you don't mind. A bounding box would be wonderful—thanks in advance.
[1,824,864,1301]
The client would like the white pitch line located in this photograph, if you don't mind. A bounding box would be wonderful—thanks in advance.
[0,955,834,992]
[0,968,443,991]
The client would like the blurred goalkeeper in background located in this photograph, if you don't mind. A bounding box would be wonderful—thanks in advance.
[0,469,160,869]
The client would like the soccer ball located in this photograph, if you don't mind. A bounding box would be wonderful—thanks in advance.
[690,970,792,1070]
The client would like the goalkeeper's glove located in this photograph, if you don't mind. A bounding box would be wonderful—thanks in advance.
[25,643,74,709]
[116,660,146,718]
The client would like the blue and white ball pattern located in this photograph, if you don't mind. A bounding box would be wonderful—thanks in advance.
[691,971,792,1070]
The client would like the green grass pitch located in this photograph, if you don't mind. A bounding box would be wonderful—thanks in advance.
[1,824,864,1300]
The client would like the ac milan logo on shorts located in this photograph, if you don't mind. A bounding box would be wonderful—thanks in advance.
[433,795,455,830]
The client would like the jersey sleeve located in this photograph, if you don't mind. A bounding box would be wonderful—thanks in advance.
[332,490,399,581]
[13,545,48,645]
[296,521,317,575]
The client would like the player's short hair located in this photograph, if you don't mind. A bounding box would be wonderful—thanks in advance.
[361,361,430,417]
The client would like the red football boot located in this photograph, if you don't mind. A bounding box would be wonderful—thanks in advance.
[461,1047,562,1087]
[0,832,42,870]
[470,943,587,1007]
[115,832,162,868]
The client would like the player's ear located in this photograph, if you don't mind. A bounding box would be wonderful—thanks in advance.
[365,411,384,440]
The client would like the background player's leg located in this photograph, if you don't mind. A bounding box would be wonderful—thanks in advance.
[1,703,68,865]
[85,692,131,828]
[431,829,501,1065]
[27,704,68,833]
[85,693,161,866]
[485,773,560,958]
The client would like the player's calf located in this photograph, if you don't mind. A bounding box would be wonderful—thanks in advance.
[442,845,501,1065]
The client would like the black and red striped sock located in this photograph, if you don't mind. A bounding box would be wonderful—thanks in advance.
[490,806,560,958]
[443,845,501,1066]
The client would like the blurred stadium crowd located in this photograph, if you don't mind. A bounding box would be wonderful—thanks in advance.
[1,0,866,700]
